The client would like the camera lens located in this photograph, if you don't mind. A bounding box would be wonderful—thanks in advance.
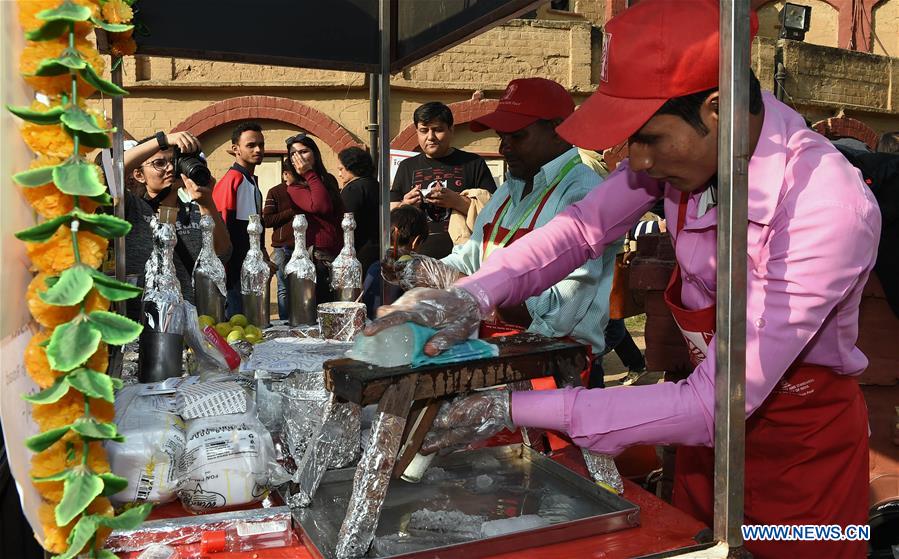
[176,154,212,187]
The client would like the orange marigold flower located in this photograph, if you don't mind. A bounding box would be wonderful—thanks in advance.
[25,331,108,389]
[31,434,110,503]
[39,497,113,554]
[20,182,102,218]
[101,0,132,24]
[27,274,109,329]
[110,34,137,58]
[21,121,92,159]
[18,154,102,217]
[32,387,116,431]
[20,37,105,98]
[26,226,108,274]
[17,0,99,38]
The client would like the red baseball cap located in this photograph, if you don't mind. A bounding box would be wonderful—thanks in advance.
[470,78,575,133]
[557,0,759,151]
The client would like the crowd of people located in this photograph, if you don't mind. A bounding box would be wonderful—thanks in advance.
[116,87,655,387]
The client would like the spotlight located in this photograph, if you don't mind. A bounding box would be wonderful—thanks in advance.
[780,3,812,41]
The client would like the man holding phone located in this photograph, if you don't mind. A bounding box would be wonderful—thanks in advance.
[390,102,497,258]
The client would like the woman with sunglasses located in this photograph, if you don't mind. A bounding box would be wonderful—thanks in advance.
[119,131,231,320]
[284,133,344,304]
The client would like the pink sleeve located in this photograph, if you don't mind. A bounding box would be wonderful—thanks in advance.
[457,163,663,312]
[286,171,333,215]
[512,168,880,454]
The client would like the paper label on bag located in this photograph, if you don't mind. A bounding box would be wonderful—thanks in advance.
[175,381,247,419]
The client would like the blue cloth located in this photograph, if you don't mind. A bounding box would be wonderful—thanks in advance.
[406,322,499,367]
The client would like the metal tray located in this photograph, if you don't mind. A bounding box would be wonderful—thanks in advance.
[294,444,640,558]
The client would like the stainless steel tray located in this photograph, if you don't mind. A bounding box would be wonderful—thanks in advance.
[294,444,640,558]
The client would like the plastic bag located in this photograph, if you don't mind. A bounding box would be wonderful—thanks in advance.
[182,301,233,374]
[106,384,186,506]
[176,397,282,513]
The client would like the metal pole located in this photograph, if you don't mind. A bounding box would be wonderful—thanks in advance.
[378,0,392,302]
[714,0,749,553]
[368,73,379,166]
[111,59,126,318]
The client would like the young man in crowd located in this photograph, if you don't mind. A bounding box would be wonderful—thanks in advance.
[213,121,266,317]
[390,102,497,258]
[262,156,299,319]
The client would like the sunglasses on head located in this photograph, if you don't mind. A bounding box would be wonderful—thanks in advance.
[285,133,308,147]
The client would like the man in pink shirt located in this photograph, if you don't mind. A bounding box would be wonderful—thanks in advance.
[366,1,880,557]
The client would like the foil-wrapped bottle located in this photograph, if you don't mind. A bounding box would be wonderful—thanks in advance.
[192,214,226,323]
[139,217,185,383]
[330,212,362,302]
[285,214,317,326]
[241,214,271,328]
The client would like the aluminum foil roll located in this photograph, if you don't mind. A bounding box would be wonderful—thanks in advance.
[285,215,316,281]
[192,214,226,297]
[240,214,270,296]
[582,449,624,495]
[327,401,361,469]
[284,372,330,462]
[330,213,362,292]
[334,412,405,559]
[289,390,361,508]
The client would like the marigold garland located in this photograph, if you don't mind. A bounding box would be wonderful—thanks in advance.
[12,1,148,556]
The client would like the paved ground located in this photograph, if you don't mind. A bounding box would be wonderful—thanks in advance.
[601,314,666,387]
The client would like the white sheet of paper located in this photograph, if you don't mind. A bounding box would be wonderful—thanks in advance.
[0,325,45,546]
[389,149,418,184]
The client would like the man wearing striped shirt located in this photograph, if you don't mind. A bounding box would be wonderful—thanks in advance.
[388,78,616,359]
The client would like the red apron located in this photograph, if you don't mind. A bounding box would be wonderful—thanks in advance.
[665,193,869,558]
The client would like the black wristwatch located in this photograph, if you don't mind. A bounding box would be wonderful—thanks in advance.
[155,131,169,151]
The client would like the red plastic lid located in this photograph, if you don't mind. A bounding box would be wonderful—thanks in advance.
[200,530,227,554]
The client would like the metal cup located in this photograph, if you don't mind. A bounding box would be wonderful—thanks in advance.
[194,272,226,323]
[318,302,366,341]
[138,331,184,383]
[242,291,271,329]
[288,275,317,326]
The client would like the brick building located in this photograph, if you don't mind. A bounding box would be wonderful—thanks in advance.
[94,0,899,195]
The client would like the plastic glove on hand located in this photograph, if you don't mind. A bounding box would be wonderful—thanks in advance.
[381,253,464,291]
[420,390,513,454]
[364,287,481,356]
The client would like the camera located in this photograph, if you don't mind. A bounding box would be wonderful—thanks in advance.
[172,145,212,187]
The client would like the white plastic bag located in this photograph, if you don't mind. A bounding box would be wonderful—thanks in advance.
[176,398,276,513]
[106,384,186,505]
